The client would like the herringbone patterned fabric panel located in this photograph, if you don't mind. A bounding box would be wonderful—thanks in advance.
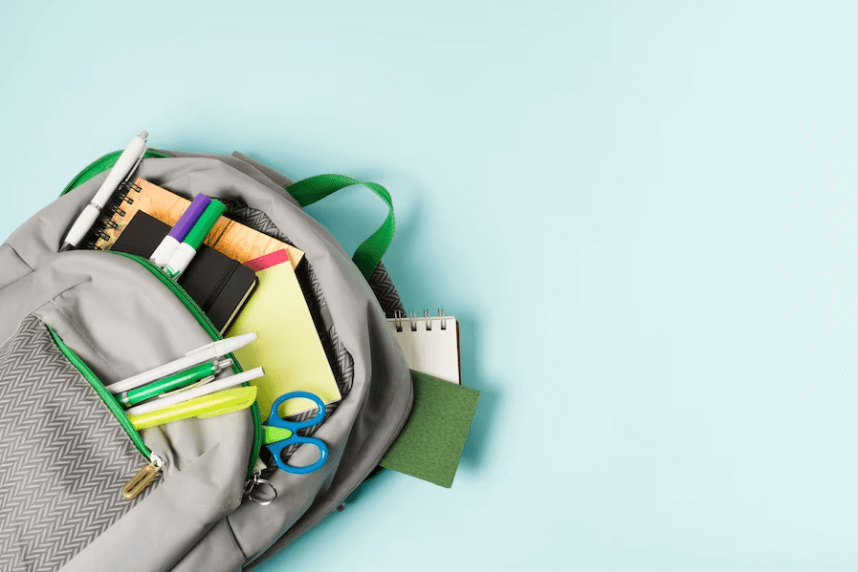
[368,262,406,319]
[0,316,147,572]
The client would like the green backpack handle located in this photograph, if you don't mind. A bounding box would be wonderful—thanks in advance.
[62,152,394,279]
[283,174,394,279]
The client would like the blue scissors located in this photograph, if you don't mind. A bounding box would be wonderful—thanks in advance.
[262,391,329,474]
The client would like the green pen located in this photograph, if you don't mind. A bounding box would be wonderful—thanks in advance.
[119,358,233,407]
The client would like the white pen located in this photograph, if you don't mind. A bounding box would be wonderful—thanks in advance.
[61,130,148,251]
[124,367,264,416]
[108,332,257,394]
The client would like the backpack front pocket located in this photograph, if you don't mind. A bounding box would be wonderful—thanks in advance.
[0,315,157,572]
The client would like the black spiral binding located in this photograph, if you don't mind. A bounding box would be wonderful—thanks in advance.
[79,181,142,250]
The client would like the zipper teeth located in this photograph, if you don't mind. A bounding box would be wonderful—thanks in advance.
[60,149,170,197]
[47,325,152,460]
[60,151,120,196]
[108,251,264,475]
[60,152,262,474]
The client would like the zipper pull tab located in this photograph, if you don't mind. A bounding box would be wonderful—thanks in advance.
[122,453,165,500]
[244,466,278,507]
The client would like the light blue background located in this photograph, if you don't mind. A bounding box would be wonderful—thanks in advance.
[1,1,856,570]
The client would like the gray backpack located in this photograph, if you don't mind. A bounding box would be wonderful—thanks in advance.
[0,149,413,571]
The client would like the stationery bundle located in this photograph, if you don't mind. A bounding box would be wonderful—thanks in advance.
[109,333,263,432]
[0,130,477,572]
[89,177,305,266]
[104,179,343,419]
[380,310,479,488]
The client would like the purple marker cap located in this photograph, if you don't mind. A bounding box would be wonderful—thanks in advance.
[170,194,211,241]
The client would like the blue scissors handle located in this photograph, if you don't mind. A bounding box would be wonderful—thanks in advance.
[268,391,326,430]
[264,391,328,474]
[266,436,328,474]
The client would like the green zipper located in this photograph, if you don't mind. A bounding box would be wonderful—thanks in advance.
[47,325,153,460]
[108,251,264,476]
[60,156,264,476]
[60,149,170,196]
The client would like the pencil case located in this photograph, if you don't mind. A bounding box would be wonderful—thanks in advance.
[0,150,413,572]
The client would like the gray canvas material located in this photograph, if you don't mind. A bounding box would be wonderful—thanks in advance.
[0,153,413,571]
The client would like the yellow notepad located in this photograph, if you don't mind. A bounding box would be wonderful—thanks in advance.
[226,249,341,418]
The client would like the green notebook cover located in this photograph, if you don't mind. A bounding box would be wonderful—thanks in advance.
[380,370,480,488]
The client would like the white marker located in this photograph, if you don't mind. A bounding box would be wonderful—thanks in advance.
[163,199,226,279]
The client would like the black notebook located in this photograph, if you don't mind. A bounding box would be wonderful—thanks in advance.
[111,211,258,334]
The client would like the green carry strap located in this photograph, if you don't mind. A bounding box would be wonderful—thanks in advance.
[283,174,395,280]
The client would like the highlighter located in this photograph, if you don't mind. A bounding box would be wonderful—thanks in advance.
[149,193,211,267]
[127,386,258,431]
[164,199,226,279]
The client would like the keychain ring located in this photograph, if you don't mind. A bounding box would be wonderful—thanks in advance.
[246,477,278,506]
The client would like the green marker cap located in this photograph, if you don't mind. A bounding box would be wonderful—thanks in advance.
[185,200,226,249]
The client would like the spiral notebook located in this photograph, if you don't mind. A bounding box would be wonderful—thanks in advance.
[80,178,304,268]
[386,311,460,384]
[381,310,476,487]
